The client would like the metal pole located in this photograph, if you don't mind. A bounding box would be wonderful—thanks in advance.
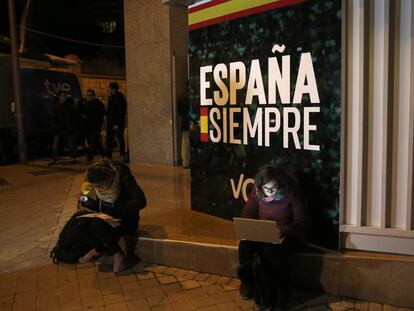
[172,51,179,166]
[19,0,33,54]
[8,0,27,164]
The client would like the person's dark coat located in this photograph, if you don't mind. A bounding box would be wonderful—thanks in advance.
[52,98,78,135]
[242,188,307,243]
[80,163,146,236]
[107,92,127,128]
[80,98,105,132]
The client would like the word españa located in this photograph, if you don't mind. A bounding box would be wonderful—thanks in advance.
[199,52,320,151]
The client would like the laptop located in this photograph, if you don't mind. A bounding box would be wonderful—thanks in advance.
[233,217,284,244]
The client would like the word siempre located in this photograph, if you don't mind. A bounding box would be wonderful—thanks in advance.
[199,48,320,151]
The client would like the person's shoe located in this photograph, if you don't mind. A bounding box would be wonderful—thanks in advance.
[239,284,254,300]
[120,155,129,163]
[48,159,56,166]
[113,252,125,273]
[125,254,141,269]
[254,303,267,311]
[276,287,292,309]
[78,249,100,264]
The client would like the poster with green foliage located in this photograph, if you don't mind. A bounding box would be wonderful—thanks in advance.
[189,0,341,249]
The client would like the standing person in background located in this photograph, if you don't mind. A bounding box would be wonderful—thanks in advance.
[177,95,190,168]
[49,91,78,165]
[80,89,106,163]
[106,82,127,162]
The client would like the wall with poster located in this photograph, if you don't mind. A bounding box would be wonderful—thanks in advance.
[189,0,341,249]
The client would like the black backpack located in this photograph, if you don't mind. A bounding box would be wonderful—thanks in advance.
[50,211,94,264]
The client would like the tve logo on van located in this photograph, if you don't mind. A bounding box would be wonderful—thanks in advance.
[230,174,255,202]
[44,79,71,95]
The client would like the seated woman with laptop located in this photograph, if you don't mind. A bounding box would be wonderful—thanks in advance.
[237,164,307,310]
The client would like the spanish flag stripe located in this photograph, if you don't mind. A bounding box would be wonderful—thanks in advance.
[188,0,230,14]
[200,133,209,142]
[200,107,209,142]
[189,0,307,30]
[200,107,209,116]
[200,116,208,134]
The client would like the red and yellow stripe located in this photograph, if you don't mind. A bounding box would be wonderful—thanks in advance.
[200,107,209,142]
[189,0,307,30]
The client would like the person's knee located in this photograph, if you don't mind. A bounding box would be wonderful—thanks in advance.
[238,240,251,253]
[261,244,282,262]
[238,240,260,263]
[239,240,258,249]
[262,245,292,272]
[120,222,138,240]
[90,219,109,235]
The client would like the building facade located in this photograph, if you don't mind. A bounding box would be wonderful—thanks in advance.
[124,0,414,255]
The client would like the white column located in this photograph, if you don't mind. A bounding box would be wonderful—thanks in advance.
[393,0,414,230]
[367,0,389,227]
[346,0,365,226]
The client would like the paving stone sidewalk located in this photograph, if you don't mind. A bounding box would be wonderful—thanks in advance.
[0,163,83,273]
[0,163,412,311]
[1,260,408,311]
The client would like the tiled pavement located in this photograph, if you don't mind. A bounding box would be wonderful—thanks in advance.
[1,260,410,311]
[0,162,83,273]
[1,162,413,310]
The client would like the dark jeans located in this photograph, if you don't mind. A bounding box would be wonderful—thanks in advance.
[89,218,123,255]
[88,218,138,258]
[238,239,301,299]
[106,126,125,158]
[52,133,76,160]
[85,128,104,161]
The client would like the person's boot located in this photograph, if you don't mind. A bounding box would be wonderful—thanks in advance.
[275,286,292,309]
[120,155,128,163]
[124,236,140,268]
[237,263,255,300]
[239,283,254,300]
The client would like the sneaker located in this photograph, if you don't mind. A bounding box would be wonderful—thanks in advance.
[120,155,129,163]
[125,254,141,269]
[239,284,254,300]
[48,159,56,166]
[276,287,292,309]
[113,252,125,273]
[79,249,100,264]
[254,303,267,311]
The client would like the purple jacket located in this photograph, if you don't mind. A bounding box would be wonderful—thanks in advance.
[241,188,307,242]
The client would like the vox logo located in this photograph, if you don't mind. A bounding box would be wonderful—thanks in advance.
[230,174,255,202]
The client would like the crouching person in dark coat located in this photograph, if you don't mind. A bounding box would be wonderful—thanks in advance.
[78,159,146,273]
